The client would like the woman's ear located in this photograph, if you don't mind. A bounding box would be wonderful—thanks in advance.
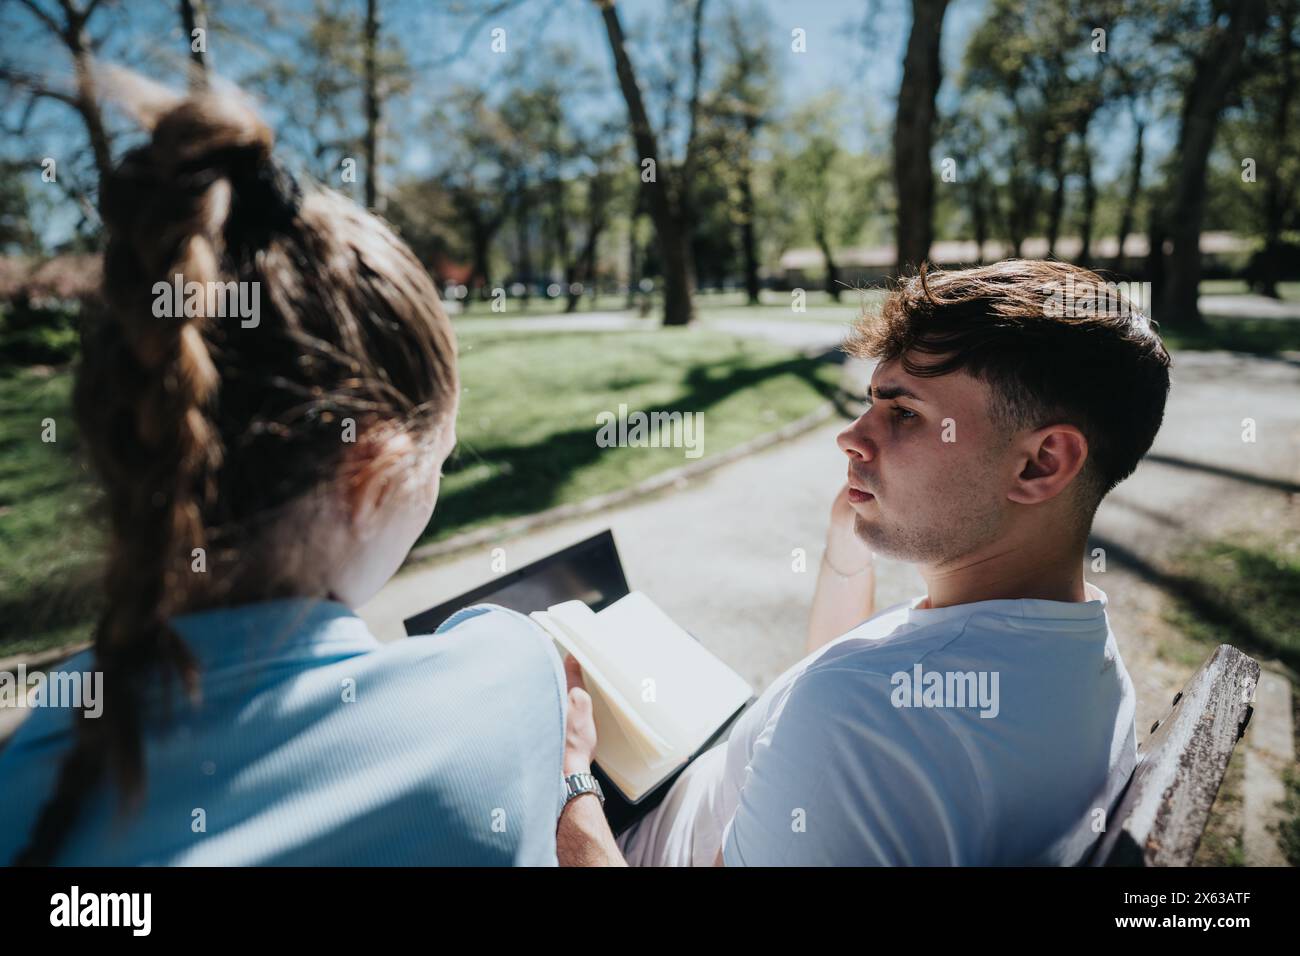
[1007,424,1088,506]
[340,429,418,538]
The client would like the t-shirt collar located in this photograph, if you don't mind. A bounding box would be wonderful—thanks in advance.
[905,582,1108,626]
[168,596,380,671]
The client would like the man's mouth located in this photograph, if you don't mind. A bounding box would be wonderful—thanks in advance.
[847,473,875,503]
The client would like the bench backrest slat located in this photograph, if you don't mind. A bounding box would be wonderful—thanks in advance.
[1089,644,1259,866]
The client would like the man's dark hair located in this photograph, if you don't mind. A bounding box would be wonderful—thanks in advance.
[845,259,1171,507]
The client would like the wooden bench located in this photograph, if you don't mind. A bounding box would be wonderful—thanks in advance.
[1087,644,1260,866]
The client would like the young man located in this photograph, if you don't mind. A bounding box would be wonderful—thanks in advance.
[556,260,1171,866]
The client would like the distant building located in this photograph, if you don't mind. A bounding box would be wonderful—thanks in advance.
[0,254,102,306]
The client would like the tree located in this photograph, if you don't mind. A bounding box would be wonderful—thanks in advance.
[426,85,534,300]
[1159,0,1267,327]
[1226,0,1300,297]
[1,0,116,189]
[243,0,408,209]
[894,0,950,275]
[773,104,879,301]
[362,0,382,210]
[591,0,709,326]
[178,0,209,90]
[712,0,775,304]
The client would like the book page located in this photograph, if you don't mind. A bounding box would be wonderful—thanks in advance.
[530,608,679,797]
[592,592,753,755]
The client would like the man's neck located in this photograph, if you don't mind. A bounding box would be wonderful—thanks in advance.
[919,534,1087,610]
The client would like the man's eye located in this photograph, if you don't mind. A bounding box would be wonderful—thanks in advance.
[892,406,917,421]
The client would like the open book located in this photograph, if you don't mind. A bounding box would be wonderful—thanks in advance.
[530,591,754,804]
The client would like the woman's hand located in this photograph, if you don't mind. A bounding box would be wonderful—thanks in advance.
[562,655,598,775]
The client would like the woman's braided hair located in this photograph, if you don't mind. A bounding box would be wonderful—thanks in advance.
[14,90,457,865]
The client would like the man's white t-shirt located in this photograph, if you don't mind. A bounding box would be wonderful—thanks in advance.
[616,584,1137,866]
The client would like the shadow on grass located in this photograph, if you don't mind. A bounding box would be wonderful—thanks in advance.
[1089,533,1300,674]
[0,566,100,651]
[427,349,849,542]
[1144,454,1300,495]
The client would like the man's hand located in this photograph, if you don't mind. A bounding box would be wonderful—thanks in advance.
[805,483,877,655]
[557,655,627,866]
[825,482,873,576]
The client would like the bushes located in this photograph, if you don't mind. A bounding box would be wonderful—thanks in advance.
[0,298,82,367]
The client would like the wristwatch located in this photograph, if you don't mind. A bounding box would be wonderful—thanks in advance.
[563,771,605,808]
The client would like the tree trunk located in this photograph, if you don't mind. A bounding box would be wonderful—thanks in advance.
[1078,133,1096,268]
[595,0,695,325]
[68,25,112,189]
[1257,4,1295,298]
[739,152,761,305]
[893,0,950,275]
[1147,207,1166,302]
[179,0,209,90]
[1112,117,1144,276]
[514,186,533,308]
[816,233,841,302]
[471,232,492,304]
[969,174,987,263]
[363,0,383,212]
[1045,135,1066,258]
[1162,2,1265,327]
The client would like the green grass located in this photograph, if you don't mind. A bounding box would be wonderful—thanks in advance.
[0,366,102,657]
[1198,279,1300,301]
[449,287,876,326]
[450,292,640,318]
[1162,527,1300,866]
[429,327,842,543]
[1159,317,1300,353]
[1193,745,1247,867]
[1276,765,1300,867]
[1161,533,1300,674]
[697,289,884,326]
[0,328,842,657]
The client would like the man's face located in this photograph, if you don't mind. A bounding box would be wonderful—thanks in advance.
[837,356,1015,567]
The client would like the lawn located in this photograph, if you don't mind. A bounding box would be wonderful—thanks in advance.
[430,326,842,542]
[0,366,102,658]
[0,327,842,658]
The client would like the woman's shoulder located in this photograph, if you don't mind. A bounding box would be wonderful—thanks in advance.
[384,602,566,702]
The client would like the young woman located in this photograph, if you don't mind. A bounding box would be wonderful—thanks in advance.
[1,90,570,865]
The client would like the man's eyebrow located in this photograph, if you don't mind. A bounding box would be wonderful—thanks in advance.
[867,382,926,402]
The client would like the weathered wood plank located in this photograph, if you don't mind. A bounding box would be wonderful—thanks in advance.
[1090,644,1259,866]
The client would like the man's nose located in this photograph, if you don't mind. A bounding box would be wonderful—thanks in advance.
[837,415,876,462]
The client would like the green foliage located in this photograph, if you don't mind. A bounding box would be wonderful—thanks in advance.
[0,299,81,367]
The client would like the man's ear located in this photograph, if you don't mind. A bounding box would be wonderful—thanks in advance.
[1006,424,1088,505]
[340,429,418,537]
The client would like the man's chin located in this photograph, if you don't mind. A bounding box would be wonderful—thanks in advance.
[853,513,882,548]
[853,512,909,562]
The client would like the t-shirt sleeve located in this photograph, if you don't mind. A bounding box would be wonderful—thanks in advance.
[721,666,981,866]
[432,603,570,821]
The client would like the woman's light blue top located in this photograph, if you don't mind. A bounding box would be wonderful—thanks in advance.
[0,599,568,865]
